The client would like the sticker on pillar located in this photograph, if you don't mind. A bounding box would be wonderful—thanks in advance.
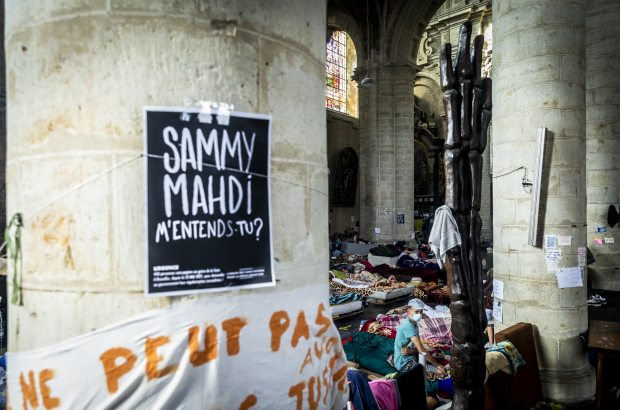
[397,214,404,224]
[492,300,503,323]
[375,228,380,233]
[558,236,572,246]
[595,238,604,245]
[597,227,606,232]
[143,106,274,296]
[556,267,583,289]
[545,235,557,248]
[605,236,614,244]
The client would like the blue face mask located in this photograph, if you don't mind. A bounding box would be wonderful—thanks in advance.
[412,314,422,322]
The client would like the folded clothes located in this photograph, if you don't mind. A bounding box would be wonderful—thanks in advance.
[487,341,526,375]
[485,351,510,383]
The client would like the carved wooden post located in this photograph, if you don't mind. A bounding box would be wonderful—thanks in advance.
[440,21,492,410]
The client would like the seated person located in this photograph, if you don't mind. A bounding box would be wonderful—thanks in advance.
[484,309,494,347]
[394,298,445,410]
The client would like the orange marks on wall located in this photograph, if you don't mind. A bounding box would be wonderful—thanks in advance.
[314,303,331,337]
[221,318,247,356]
[237,394,257,410]
[291,311,310,348]
[299,348,314,373]
[145,336,179,381]
[38,370,59,410]
[288,381,306,410]
[307,376,321,410]
[19,371,38,410]
[269,311,290,352]
[99,347,138,394]
[188,325,218,367]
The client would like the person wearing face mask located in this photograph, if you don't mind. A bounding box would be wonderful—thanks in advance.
[394,298,445,408]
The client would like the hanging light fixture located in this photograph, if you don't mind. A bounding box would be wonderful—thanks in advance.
[360,0,375,87]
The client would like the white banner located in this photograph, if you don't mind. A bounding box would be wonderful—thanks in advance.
[7,284,348,410]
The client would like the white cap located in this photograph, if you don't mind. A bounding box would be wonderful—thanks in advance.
[408,298,425,310]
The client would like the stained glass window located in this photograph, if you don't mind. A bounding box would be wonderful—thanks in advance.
[326,31,347,114]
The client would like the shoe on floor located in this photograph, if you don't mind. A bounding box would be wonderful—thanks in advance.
[594,294,607,305]
[588,296,601,307]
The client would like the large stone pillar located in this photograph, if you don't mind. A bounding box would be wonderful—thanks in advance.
[6,0,328,351]
[359,65,416,244]
[493,0,594,404]
[586,0,620,290]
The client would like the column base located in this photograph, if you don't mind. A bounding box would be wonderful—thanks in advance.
[540,364,595,406]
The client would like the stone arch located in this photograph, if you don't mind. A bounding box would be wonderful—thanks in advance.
[414,76,445,140]
[327,1,365,65]
[388,0,446,65]
[416,71,440,86]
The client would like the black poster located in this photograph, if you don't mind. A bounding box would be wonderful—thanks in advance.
[144,107,274,296]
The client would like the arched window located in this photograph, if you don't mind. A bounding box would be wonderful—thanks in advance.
[326,31,358,117]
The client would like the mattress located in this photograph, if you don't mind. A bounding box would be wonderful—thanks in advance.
[330,300,363,317]
[367,284,414,300]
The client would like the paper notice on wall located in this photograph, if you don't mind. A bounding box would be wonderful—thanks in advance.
[6,284,348,410]
[493,300,503,323]
[557,267,583,289]
[558,236,572,246]
[595,238,604,245]
[578,255,586,268]
[375,228,381,234]
[597,227,606,232]
[546,249,562,260]
[578,247,587,257]
[605,236,614,244]
[493,279,504,300]
[546,235,557,248]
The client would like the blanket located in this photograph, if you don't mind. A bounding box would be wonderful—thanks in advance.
[343,332,397,376]
[360,320,397,339]
[329,292,362,306]
[418,318,452,345]
[368,264,438,283]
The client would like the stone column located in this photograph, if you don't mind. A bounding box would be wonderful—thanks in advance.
[359,65,416,244]
[586,0,620,290]
[493,0,594,404]
[6,0,328,351]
